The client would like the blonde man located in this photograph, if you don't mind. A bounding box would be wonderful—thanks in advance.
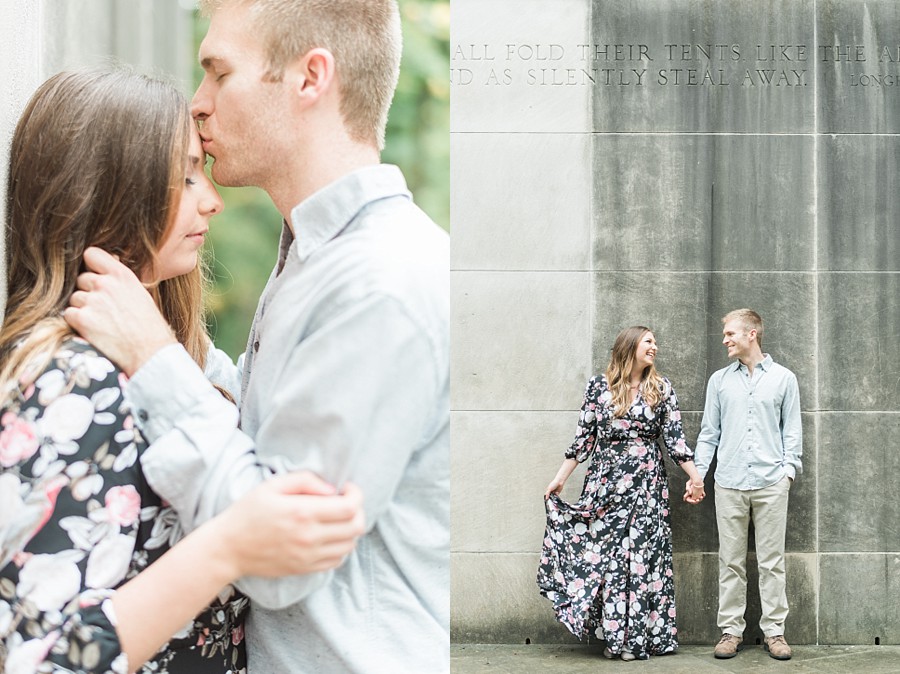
[66,1,449,672]
[690,309,802,661]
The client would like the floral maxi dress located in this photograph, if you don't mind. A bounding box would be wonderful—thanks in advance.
[0,339,248,674]
[537,375,693,658]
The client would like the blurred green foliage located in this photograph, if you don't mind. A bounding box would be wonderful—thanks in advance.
[195,0,450,358]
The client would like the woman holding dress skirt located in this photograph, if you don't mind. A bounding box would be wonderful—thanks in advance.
[537,326,705,661]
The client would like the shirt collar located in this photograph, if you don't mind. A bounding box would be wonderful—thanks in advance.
[289,164,411,261]
[732,353,774,373]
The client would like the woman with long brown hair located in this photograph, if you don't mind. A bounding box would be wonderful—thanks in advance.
[0,68,362,674]
[537,326,705,661]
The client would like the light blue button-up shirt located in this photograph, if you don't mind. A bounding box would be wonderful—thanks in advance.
[126,165,449,673]
[693,354,802,490]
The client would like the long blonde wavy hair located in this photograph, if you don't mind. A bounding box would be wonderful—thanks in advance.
[1,68,209,402]
[605,326,668,417]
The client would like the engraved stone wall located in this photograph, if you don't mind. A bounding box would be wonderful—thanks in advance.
[452,0,900,645]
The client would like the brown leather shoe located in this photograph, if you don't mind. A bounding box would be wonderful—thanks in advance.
[714,633,743,659]
[765,635,792,660]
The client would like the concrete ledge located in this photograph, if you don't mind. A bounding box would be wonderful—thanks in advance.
[451,644,900,673]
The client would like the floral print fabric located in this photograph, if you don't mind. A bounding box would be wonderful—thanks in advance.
[537,375,693,659]
[0,339,247,673]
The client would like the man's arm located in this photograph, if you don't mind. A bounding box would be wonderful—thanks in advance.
[693,374,721,481]
[132,293,441,607]
[780,372,803,480]
[66,250,445,608]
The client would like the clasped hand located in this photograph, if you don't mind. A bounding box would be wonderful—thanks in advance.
[683,480,705,504]
[222,471,365,578]
[65,247,176,376]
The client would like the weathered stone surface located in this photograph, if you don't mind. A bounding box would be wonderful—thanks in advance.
[593,135,816,272]
[670,553,722,644]
[451,0,591,133]
[0,0,40,261]
[785,413,818,553]
[818,273,900,412]
[674,553,817,645]
[452,271,592,412]
[817,0,900,134]
[0,1,191,281]
[451,411,586,552]
[592,272,710,411]
[818,136,900,272]
[819,413,900,552]
[705,272,817,410]
[452,133,592,271]
[588,273,820,416]
[451,552,582,644]
[41,0,191,89]
[591,0,815,133]
[450,0,900,647]
[820,554,900,644]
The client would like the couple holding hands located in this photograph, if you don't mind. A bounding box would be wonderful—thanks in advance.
[539,310,802,663]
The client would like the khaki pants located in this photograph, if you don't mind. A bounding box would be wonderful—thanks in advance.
[715,476,790,638]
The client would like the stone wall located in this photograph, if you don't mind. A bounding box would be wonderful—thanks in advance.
[0,0,192,308]
[451,0,900,645]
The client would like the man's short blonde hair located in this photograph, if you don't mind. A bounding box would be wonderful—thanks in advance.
[200,0,401,150]
[723,308,764,347]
